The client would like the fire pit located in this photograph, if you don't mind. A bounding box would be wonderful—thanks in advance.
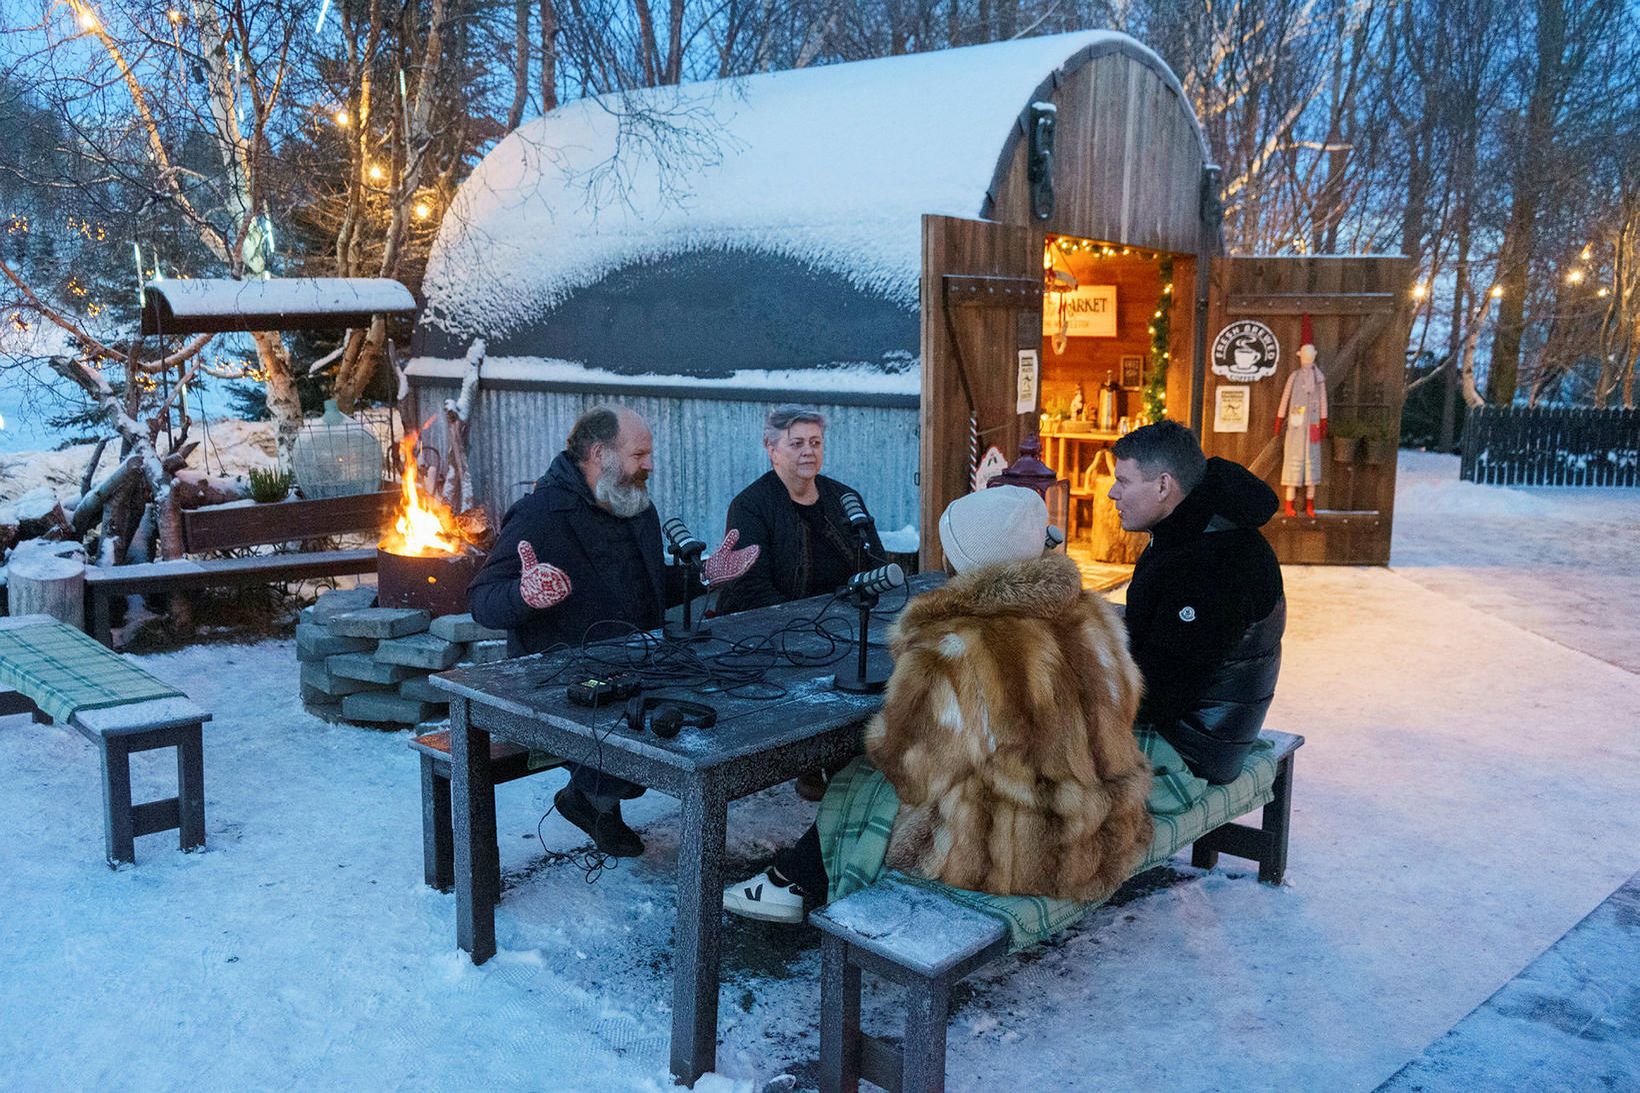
[375,433,488,615]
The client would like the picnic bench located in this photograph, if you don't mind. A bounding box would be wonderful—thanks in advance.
[810,729,1303,1093]
[0,614,211,866]
[409,729,560,893]
[83,490,397,647]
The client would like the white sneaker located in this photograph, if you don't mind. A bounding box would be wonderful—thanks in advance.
[722,871,807,924]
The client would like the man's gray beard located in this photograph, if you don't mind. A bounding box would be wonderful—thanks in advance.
[594,450,652,518]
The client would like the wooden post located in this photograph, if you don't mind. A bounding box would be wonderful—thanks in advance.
[8,554,86,629]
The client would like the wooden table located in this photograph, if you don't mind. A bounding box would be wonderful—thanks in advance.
[1041,426,1121,483]
[428,576,940,1086]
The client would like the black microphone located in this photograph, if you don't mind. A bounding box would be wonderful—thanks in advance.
[1044,525,1066,551]
[662,517,706,561]
[840,491,874,530]
[846,562,904,599]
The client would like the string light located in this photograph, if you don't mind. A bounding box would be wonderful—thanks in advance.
[1411,283,1428,301]
[1580,244,1592,261]
[367,164,385,182]
[167,8,181,22]
[1566,268,1585,286]
[412,201,432,220]
[1597,287,1610,298]
[77,6,99,30]
[1490,285,1504,299]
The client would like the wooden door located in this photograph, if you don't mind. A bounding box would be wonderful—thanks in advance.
[1196,255,1414,564]
[919,214,1042,571]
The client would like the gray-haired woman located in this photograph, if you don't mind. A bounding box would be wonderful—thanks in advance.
[715,405,886,616]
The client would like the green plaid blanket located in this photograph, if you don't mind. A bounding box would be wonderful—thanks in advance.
[816,736,1281,953]
[0,619,183,724]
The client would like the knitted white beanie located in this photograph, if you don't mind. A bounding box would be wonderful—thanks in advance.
[937,486,1048,573]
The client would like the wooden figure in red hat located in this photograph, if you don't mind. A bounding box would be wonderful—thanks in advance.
[1272,314,1328,517]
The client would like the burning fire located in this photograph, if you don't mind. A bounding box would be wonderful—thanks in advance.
[379,431,464,557]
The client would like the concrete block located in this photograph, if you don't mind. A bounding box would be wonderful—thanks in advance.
[429,613,507,643]
[398,675,451,704]
[296,623,374,662]
[300,585,379,624]
[329,607,430,639]
[466,639,509,665]
[374,632,461,670]
[300,661,391,697]
[341,691,442,725]
[327,652,415,684]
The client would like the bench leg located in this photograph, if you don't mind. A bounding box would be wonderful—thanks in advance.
[1259,752,1295,885]
[98,736,136,867]
[1190,841,1220,870]
[175,722,206,852]
[819,934,862,1093]
[901,978,950,1093]
[90,589,115,648]
[422,755,455,892]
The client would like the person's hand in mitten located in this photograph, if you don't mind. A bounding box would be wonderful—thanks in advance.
[701,529,760,587]
[1272,416,1285,437]
[517,540,572,609]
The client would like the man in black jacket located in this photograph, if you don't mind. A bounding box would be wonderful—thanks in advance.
[715,405,886,616]
[468,405,757,856]
[1108,421,1285,784]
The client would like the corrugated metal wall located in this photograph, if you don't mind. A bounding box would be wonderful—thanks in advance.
[408,383,922,540]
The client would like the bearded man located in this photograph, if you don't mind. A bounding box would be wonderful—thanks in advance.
[468,404,757,856]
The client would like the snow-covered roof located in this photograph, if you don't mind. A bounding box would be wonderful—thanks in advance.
[422,30,1178,344]
[141,278,417,335]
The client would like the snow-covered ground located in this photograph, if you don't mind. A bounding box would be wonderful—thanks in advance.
[2,451,1638,1091]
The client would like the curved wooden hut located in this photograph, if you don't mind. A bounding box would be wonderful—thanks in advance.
[411,29,1410,565]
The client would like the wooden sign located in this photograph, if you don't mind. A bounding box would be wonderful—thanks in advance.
[1041,284,1117,338]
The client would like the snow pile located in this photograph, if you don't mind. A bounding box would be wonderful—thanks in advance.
[1394,449,1557,517]
[421,31,1178,343]
[0,419,279,506]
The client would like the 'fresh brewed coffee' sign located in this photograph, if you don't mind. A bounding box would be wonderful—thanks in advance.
[1210,320,1280,381]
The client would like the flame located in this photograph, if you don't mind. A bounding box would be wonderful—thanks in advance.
[379,430,464,556]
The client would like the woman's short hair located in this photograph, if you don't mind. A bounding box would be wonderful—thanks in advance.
[763,404,827,447]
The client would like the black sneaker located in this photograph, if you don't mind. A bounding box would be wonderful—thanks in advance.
[554,786,645,858]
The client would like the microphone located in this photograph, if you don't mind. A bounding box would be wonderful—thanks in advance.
[1044,525,1066,551]
[840,491,874,530]
[846,562,904,599]
[662,517,707,561]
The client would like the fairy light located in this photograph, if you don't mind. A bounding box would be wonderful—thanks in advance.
[1597,287,1611,298]
[1412,283,1428,301]
[334,109,350,126]
[368,163,385,182]
[77,5,99,30]
[413,201,431,220]
[1490,285,1504,300]
[167,8,181,22]
[1566,268,1585,286]
[1580,244,1592,261]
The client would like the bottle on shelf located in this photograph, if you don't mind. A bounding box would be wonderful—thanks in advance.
[1069,383,1085,421]
[1098,371,1119,431]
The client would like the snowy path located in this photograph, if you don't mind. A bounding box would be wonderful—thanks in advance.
[2,458,1639,1091]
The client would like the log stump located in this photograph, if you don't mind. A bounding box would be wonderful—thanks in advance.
[8,554,87,629]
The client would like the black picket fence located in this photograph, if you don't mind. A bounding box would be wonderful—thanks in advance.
[1459,407,1640,486]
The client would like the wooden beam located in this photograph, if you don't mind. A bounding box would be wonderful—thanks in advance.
[1227,292,1398,315]
[942,275,1042,308]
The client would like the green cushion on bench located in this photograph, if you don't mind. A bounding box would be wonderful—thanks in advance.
[0,617,184,724]
[817,737,1284,953]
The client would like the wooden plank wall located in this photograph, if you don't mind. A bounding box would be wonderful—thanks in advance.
[987,51,1206,257]
[919,215,1040,571]
[1198,256,1414,565]
[1460,407,1640,486]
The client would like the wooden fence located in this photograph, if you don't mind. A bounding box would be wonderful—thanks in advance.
[1459,407,1640,486]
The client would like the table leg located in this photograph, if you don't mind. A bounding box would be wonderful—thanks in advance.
[671,775,728,1086]
[450,697,498,963]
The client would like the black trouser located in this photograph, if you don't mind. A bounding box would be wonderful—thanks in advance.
[568,763,645,810]
[772,823,828,896]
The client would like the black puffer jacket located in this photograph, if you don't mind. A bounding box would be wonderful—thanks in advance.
[714,471,887,614]
[468,451,682,656]
[1125,457,1285,784]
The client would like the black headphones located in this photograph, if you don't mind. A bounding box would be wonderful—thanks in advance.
[623,696,718,739]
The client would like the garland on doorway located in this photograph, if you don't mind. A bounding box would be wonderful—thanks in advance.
[1143,256,1173,423]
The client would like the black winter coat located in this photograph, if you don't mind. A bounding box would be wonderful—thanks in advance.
[714,471,887,615]
[1125,457,1285,784]
[467,451,683,656]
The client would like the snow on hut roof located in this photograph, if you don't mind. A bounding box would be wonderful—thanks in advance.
[422,30,1170,344]
[141,277,417,335]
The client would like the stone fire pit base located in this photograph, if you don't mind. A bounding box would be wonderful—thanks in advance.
[296,585,507,727]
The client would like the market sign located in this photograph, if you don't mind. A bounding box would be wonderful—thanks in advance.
[1210,320,1280,381]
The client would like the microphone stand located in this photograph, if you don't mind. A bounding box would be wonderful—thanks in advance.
[664,548,712,643]
[833,585,892,694]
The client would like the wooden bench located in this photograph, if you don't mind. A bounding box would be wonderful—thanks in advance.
[83,490,398,647]
[810,730,1303,1093]
[410,729,561,894]
[0,615,211,866]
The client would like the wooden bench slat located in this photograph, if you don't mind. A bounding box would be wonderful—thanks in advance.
[815,877,1009,979]
[71,696,211,738]
[84,549,378,593]
[181,490,397,552]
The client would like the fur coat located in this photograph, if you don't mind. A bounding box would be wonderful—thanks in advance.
[866,552,1153,904]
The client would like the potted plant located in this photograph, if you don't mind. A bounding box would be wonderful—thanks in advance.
[1359,412,1402,466]
[1329,419,1363,463]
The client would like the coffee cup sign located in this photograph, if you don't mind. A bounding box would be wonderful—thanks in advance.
[1211,320,1280,381]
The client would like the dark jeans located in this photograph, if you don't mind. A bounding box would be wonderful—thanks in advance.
[772,824,828,897]
[568,763,645,810]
